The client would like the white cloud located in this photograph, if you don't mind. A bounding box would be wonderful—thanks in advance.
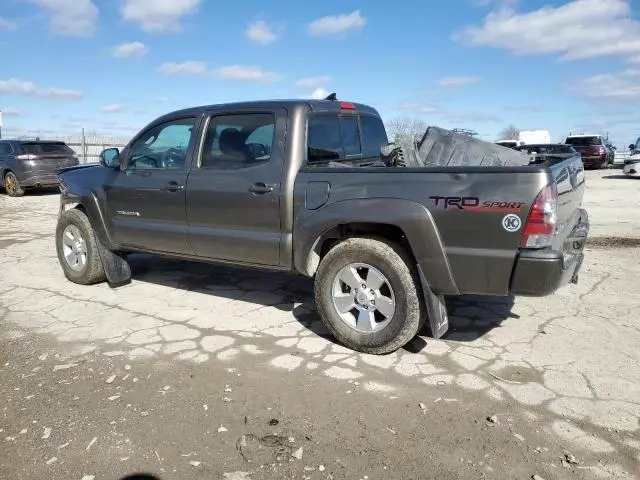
[120,0,202,33]
[310,88,330,99]
[0,78,83,100]
[156,96,169,103]
[31,0,98,37]
[295,76,331,88]
[570,69,640,102]
[0,17,17,31]
[455,0,640,63]
[102,104,125,113]
[156,62,279,82]
[212,65,279,83]
[111,41,148,58]
[245,20,282,45]
[308,10,366,37]
[398,102,502,123]
[157,61,207,75]
[398,102,440,114]
[437,76,481,87]
[0,107,22,116]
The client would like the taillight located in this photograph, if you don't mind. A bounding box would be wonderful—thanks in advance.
[520,183,558,248]
[340,101,356,110]
[15,154,37,160]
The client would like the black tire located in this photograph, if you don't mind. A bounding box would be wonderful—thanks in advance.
[314,237,425,354]
[56,209,107,285]
[4,172,25,197]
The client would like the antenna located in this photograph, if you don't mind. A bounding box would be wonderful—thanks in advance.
[324,92,337,101]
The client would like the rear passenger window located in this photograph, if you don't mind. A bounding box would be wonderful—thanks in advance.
[361,115,388,157]
[200,113,275,169]
[340,116,361,156]
[308,114,343,164]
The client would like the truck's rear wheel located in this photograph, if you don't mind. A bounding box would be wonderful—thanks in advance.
[315,237,425,354]
[56,209,107,285]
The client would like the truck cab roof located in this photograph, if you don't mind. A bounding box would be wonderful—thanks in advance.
[164,99,381,121]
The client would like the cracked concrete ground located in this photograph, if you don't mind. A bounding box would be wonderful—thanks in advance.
[0,169,639,479]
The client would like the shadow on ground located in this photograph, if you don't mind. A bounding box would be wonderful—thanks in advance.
[121,475,161,480]
[602,174,635,180]
[0,186,61,197]
[126,254,518,351]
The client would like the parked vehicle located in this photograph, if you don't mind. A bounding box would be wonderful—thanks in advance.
[0,140,79,197]
[54,98,589,354]
[519,130,551,145]
[515,144,584,194]
[563,134,612,168]
[494,139,524,149]
[623,137,640,177]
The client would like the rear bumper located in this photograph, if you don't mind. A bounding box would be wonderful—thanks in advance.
[17,172,61,187]
[624,159,640,176]
[510,208,589,296]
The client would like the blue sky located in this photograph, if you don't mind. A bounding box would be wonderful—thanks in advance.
[1,0,639,146]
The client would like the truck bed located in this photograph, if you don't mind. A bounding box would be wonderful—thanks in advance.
[293,158,585,296]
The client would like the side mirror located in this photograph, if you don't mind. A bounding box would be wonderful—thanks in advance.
[629,144,636,151]
[99,148,120,168]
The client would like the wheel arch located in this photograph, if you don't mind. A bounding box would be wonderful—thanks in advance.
[293,198,459,295]
[60,192,115,250]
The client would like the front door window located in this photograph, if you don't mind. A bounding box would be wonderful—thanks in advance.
[127,117,196,170]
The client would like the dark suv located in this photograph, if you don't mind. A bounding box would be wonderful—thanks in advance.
[564,134,613,169]
[0,140,79,196]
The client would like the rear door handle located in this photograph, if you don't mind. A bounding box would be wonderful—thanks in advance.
[163,181,184,192]
[248,182,275,194]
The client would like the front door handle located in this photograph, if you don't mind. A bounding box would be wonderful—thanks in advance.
[248,182,275,194]
[163,181,184,192]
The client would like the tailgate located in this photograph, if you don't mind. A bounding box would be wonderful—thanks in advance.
[545,153,586,251]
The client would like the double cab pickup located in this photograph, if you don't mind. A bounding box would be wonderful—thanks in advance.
[55,98,589,354]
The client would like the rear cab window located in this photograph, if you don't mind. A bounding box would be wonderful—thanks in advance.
[306,108,388,167]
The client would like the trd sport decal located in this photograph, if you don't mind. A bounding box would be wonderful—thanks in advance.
[429,196,525,212]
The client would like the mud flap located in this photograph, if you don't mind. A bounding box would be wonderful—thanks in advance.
[92,229,131,288]
[418,266,449,339]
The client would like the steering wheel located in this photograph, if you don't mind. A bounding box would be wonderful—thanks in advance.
[161,148,185,168]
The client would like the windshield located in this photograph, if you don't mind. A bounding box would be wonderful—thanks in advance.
[565,136,602,146]
[21,142,75,155]
[635,137,640,150]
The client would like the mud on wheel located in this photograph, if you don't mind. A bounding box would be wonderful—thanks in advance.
[314,237,425,355]
[55,209,107,285]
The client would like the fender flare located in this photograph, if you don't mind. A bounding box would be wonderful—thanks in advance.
[60,190,116,251]
[293,198,459,295]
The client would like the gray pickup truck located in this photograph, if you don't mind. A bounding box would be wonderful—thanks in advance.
[55,98,589,354]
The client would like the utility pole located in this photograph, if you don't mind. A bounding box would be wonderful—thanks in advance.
[0,110,3,139]
[81,128,86,164]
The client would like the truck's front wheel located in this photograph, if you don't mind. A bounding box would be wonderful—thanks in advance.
[315,237,425,354]
[56,209,107,285]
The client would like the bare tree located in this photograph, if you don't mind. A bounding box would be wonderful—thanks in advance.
[499,125,520,140]
[386,116,428,143]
